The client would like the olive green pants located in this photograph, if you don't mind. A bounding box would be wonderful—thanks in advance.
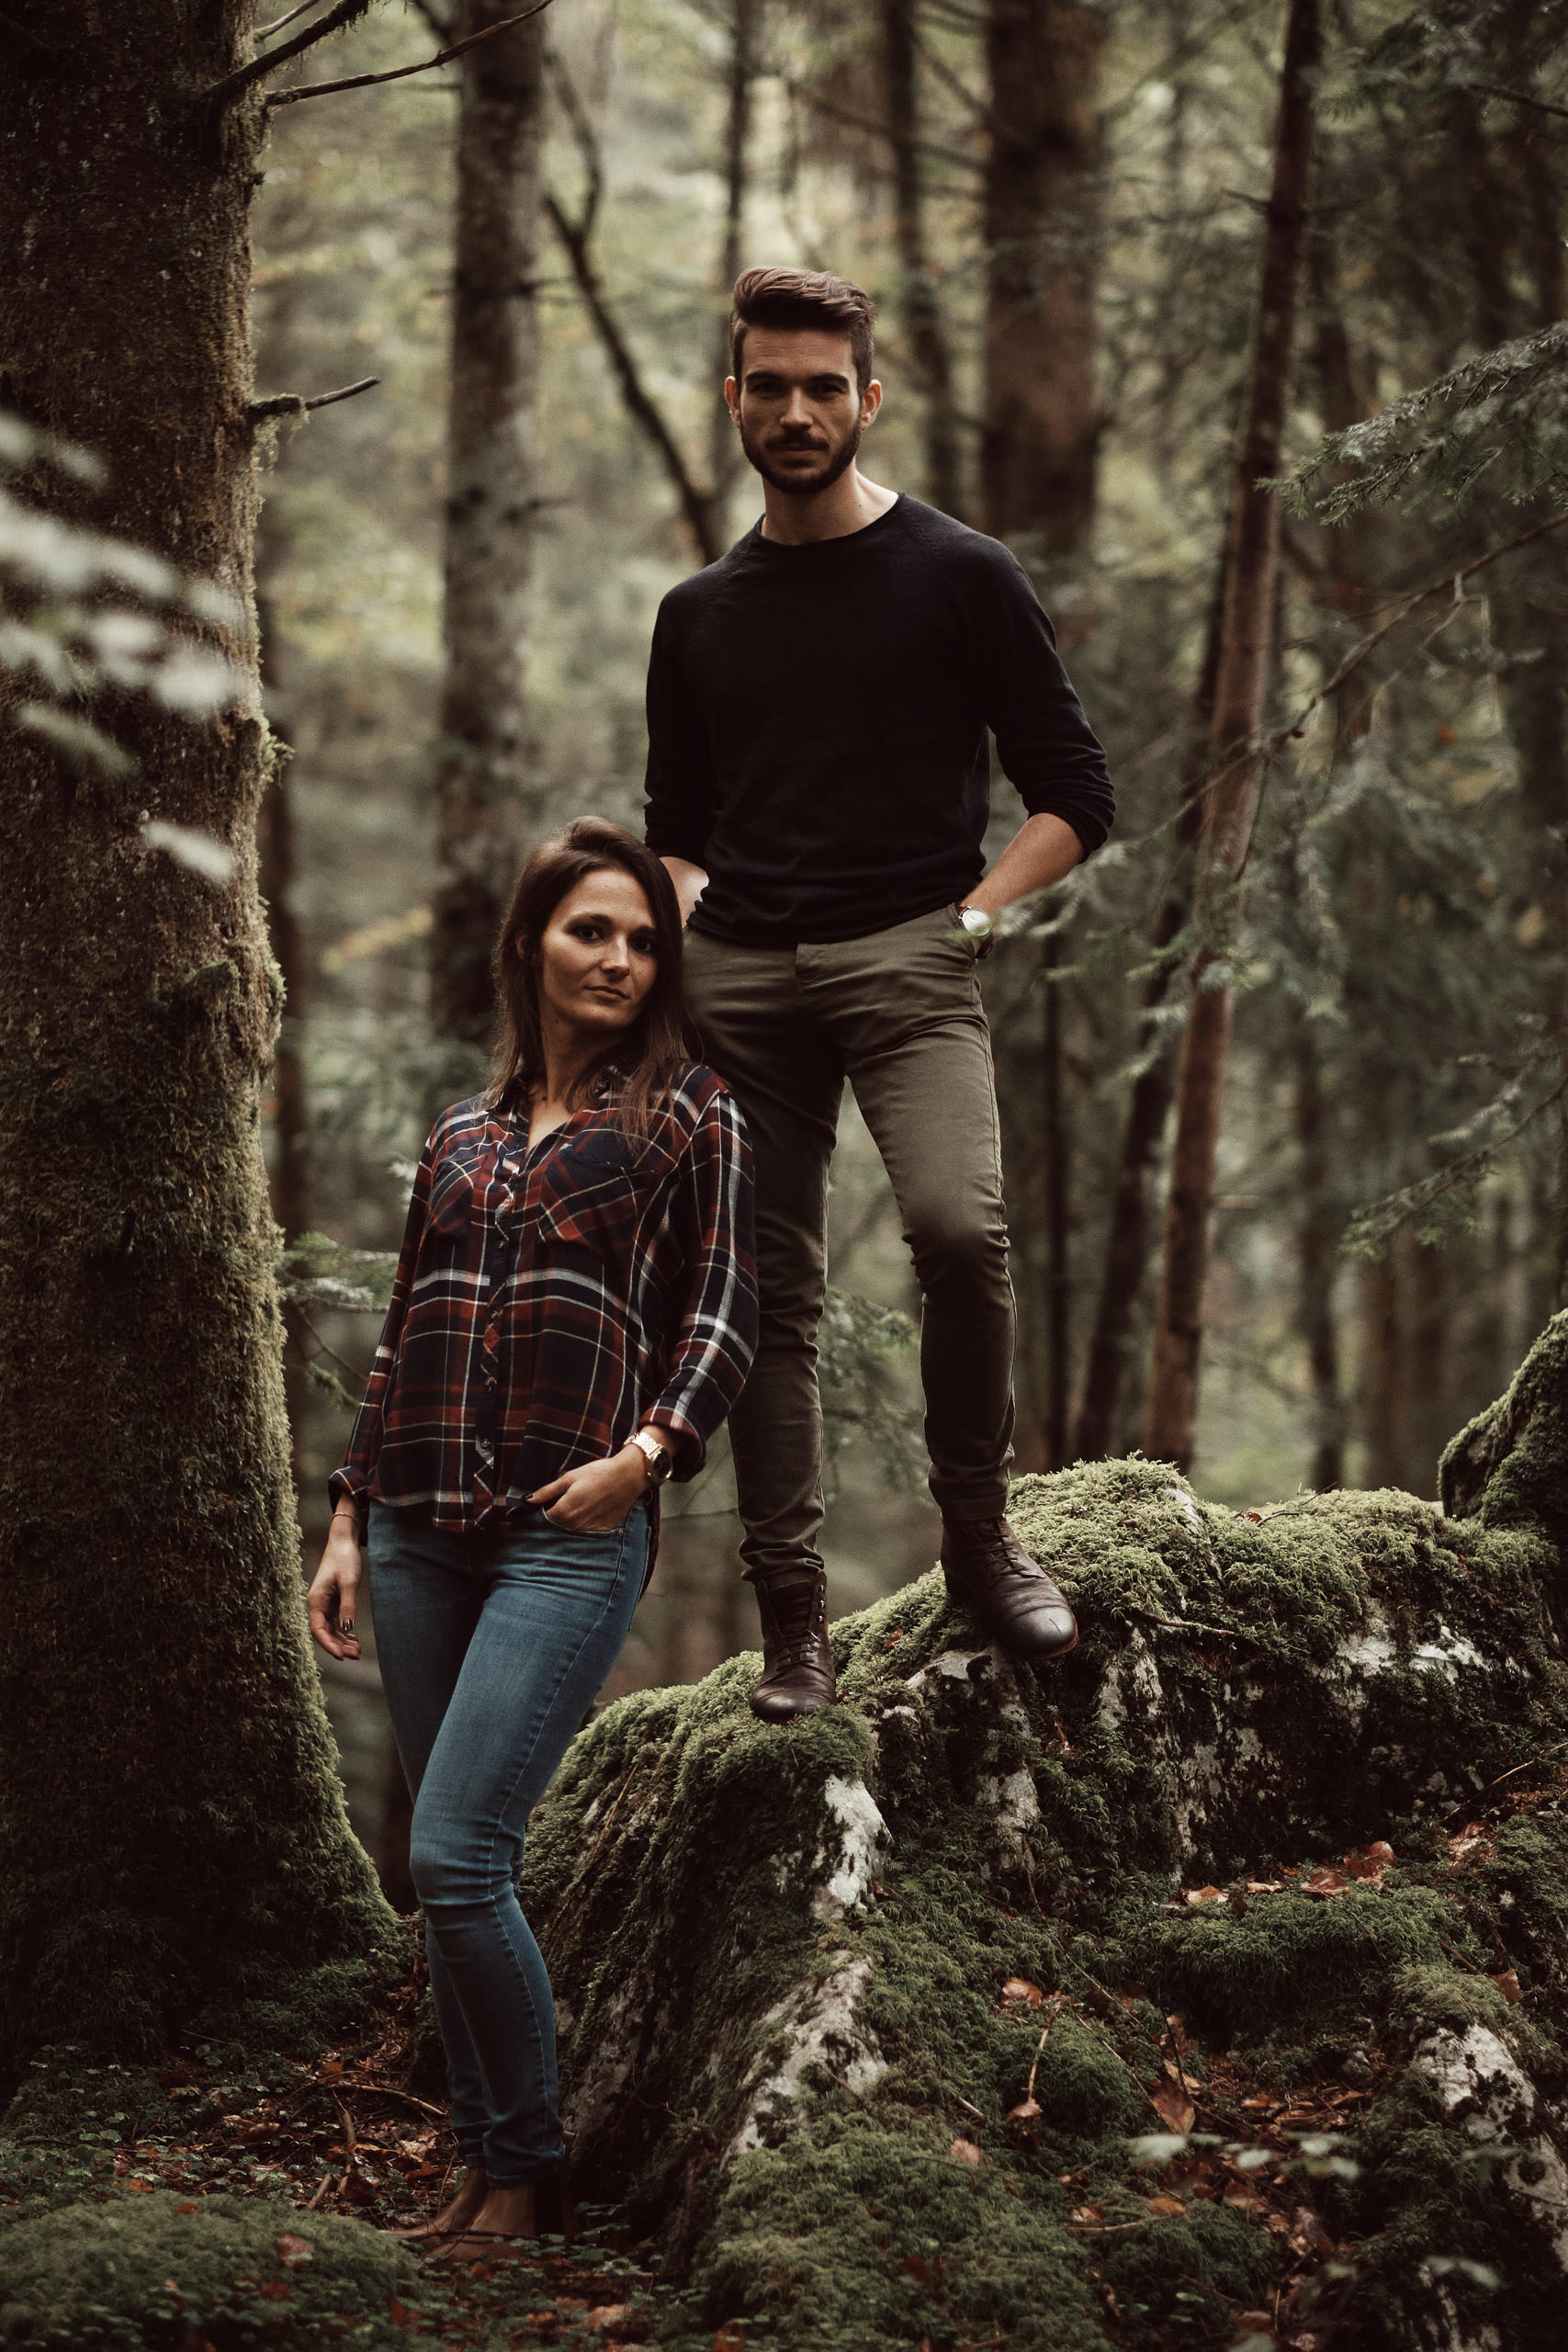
[682,904,1015,1585]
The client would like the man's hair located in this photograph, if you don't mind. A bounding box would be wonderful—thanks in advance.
[729,266,877,399]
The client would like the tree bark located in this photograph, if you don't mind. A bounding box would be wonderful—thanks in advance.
[708,0,759,527]
[1144,0,1321,1471]
[1071,558,1225,1460]
[1293,1019,1344,1490]
[429,0,545,1045]
[0,6,395,2082]
[1040,931,1070,1465]
[253,302,314,1496]
[883,0,964,517]
[982,0,1105,552]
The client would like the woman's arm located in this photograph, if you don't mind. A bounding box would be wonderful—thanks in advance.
[641,1086,758,1471]
[306,1502,365,1659]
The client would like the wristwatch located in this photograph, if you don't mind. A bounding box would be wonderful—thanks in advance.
[956,903,996,958]
[630,1427,674,1487]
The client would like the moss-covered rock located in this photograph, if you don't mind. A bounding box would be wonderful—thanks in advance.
[0,2190,420,2349]
[517,1314,1568,2350]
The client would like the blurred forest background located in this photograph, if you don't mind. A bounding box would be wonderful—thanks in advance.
[243,0,1566,1884]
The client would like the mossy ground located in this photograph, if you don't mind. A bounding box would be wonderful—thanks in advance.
[7,1320,1568,2346]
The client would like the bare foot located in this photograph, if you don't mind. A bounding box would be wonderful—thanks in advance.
[390,2163,488,2241]
[435,2179,536,2263]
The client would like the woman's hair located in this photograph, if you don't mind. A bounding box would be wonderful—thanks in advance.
[491,817,697,1144]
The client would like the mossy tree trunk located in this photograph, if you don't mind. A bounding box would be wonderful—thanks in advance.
[522,1314,1568,2349]
[0,6,397,2092]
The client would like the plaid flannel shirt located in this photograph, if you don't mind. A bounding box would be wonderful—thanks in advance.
[329,1064,756,1537]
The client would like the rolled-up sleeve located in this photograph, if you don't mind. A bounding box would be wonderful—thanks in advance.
[326,1130,436,1527]
[643,1089,757,1476]
[976,544,1114,860]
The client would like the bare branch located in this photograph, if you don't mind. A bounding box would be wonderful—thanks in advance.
[267,0,552,108]
[1473,81,1568,123]
[248,376,381,422]
[255,0,328,39]
[547,47,604,242]
[0,6,69,62]
[410,0,457,38]
[543,190,723,565]
[204,0,374,109]
[790,78,983,172]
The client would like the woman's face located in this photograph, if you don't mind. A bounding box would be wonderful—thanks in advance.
[531,867,660,1050]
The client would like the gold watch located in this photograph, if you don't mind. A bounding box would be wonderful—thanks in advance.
[630,1428,673,1487]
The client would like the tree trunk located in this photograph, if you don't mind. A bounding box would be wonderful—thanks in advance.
[1144,0,1321,1471]
[1293,1020,1344,1490]
[708,0,759,528]
[1071,557,1225,1460]
[1040,932,1070,1465]
[982,0,1105,552]
[254,402,313,1496]
[882,0,964,517]
[429,0,545,1045]
[513,1313,1568,2350]
[0,8,395,2083]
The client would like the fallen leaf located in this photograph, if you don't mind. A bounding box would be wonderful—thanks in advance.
[1246,1880,1283,1894]
[589,2310,633,2332]
[257,2284,291,2302]
[999,1977,1043,2007]
[901,2254,933,2289]
[319,2060,344,2081]
[1345,1840,1394,1878]
[1493,1969,1522,2005]
[176,2201,198,2215]
[128,2179,153,2193]
[1007,2098,1043,2122]
[1184,1885,1226,1906]
[1119,1979,1148,2007]
[1448,1823,1491,1862]
[1070,2204,1105,2224]
[1300,1865,1349,1898]
[388,2300,419,2330]
[712,2329,748,2352]
[1145,2194,1184,2216]
[1005,2098,1042,2150]
[1150,2080,1195,2134]
[276,2233,315,2270]
[949,2137,983,2164]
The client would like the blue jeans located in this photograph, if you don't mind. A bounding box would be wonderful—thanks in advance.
[367,1499,647,2184]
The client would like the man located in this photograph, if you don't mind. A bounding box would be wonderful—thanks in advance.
[645,266,1113,1723]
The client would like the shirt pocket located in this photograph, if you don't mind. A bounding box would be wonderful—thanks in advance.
[428,1145,491,1239]
[535,1128,641,1258]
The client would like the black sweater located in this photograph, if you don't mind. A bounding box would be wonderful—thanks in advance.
[642,493,1113,946]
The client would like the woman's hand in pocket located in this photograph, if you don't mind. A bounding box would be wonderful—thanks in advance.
[307,1513,364,1658]
[529,1445,648,1532]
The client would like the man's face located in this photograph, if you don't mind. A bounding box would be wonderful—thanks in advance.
[727,326,882,499]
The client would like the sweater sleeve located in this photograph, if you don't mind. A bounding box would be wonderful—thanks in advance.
[975,544,1115,859]
[642,1089,758,1478]
[326,1125,437,1526]
[643,595,721,867]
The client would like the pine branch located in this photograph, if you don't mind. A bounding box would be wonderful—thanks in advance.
[268,0,550,107]
[1474,81,1568,121]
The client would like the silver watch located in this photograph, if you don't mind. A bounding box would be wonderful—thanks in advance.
[957,904,996,956]
[630,1428,673,1487]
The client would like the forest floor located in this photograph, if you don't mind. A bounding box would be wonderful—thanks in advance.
[6,1764,1555,2350]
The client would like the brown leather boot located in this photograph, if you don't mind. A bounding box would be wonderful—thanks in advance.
[749,1571,836,1722]
[941,1517,1078,1659]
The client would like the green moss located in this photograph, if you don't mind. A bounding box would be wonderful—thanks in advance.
[513,1317,1568,2348]
[0,2189,419,2349]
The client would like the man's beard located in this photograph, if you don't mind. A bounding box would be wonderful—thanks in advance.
[738,416,863,499]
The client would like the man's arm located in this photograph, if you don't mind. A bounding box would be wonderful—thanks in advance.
[963,811,1083,920]
[660,854,709,928]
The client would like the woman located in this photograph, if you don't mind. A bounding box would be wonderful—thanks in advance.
[307,819,756,2262]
